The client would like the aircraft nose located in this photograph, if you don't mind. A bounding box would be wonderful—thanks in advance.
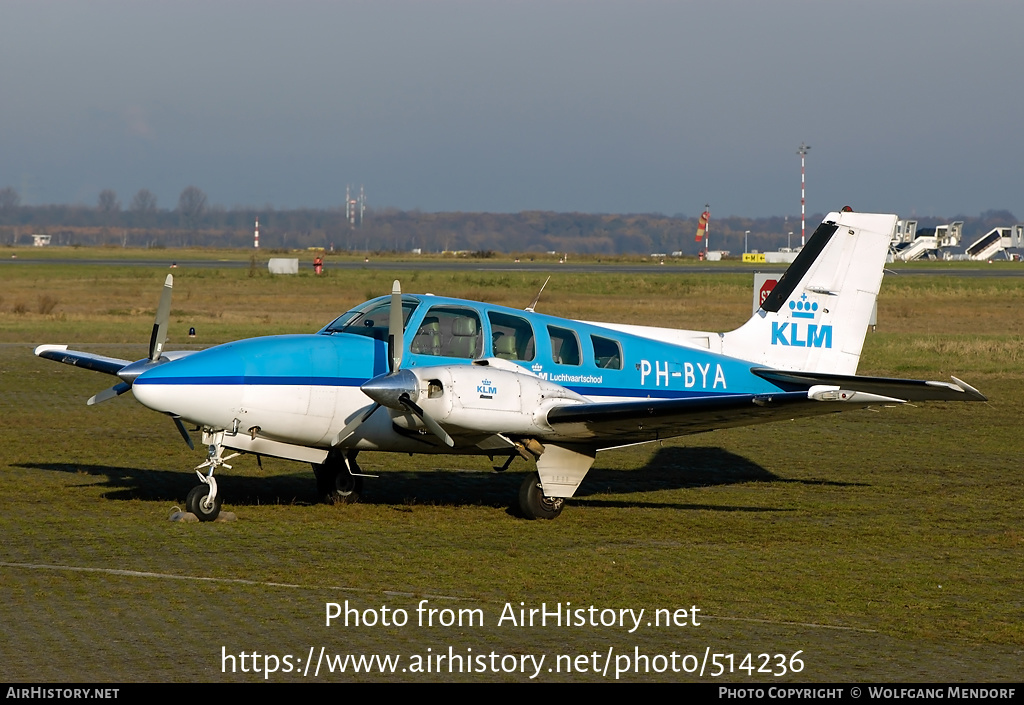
[131,345,245,425]
[131,368,181,415]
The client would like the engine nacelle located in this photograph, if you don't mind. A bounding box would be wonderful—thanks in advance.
[406,359,587,435]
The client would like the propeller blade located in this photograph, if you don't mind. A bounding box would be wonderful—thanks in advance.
[173,417,195,450]
[331,403,380,446]
[399,395,454,447]
[149,274,173,362]
[87,382,132,406]
[388,279,403,373]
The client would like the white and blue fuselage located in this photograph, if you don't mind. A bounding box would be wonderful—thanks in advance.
[132,295,783,454]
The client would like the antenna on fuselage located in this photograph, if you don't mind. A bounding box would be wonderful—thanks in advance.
[525,276,551,313]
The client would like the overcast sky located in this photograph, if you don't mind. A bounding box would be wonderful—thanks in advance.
[1,1,1020,217]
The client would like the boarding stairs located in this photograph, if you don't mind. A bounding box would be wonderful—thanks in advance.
[965,226,1024,261]
[889,220,962,262]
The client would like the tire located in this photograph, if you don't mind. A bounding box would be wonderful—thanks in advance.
[313,459,363,505]
[329,469,363,505]
[186,484,222,522]
[518,472,564,520]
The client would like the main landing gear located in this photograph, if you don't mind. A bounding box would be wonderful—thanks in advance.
[186,441,239,522]
[313,450,364,505]
[518,472,564,520]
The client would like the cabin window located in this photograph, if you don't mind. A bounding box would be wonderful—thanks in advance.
[412,306,483,359]
[548,325,581,366]
[591,335,622,370]
[488,312,536,361]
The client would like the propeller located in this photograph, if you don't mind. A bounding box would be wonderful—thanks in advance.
[332,280,453,448]
[149,272,173,362]
[88,274,174,406]
[86,274,194,450]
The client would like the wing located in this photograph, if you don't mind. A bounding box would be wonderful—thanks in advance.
[544,370,985,444]
[34,345,131,377]
[750,368,987,402]
[34,345,200,377]
[545,392,859,443]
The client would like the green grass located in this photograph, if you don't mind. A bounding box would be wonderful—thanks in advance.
[0,257,1022,682]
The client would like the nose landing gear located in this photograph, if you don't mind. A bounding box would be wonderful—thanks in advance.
[186,438,240,522]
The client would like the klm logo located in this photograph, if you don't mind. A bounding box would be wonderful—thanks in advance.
[772,322,832,348]
[477,379,497,398]
[771,295,832,348]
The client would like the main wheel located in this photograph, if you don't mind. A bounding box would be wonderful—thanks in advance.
[186,484,222,522]
[518,472,564,520]
[313,459,363,505]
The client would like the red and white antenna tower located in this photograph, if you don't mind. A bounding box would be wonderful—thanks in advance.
[254,217,259,249]
[345,185,366,227]
[797,143,810,247]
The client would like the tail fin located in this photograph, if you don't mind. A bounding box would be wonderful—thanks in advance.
[722,211,896,375]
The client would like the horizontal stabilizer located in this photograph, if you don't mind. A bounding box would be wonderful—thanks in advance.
[751,368,988,402]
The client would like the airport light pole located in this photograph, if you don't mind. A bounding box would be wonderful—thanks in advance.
[745,230,750,254]
[797,143,811,247]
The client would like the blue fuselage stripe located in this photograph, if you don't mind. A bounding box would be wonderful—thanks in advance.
[134,375,739,400]
[134,376,367,387]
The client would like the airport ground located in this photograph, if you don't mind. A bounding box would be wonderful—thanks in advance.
[0,249,1021,682]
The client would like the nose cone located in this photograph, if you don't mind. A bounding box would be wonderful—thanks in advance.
[132,344,245,422]
[361,369,418,409]
[131,364,189,415]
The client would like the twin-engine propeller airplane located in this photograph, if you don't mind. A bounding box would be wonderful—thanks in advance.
[36,211,985,521]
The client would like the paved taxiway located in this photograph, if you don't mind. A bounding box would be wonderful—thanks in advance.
[4,257,1024,277]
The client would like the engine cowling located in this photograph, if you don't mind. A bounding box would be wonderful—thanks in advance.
[401,359,587,436]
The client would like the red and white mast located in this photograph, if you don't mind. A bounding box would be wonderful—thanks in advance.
[797,143,810,247]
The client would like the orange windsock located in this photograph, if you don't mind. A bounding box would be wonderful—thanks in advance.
[695,210,710,242]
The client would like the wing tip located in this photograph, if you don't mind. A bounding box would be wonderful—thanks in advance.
[34,344,68,357]
[950,376,987,402]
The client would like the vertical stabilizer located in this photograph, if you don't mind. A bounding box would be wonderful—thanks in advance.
[722,211,896,375]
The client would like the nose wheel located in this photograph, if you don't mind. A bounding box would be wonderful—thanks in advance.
[187,441,239,522]
[186,483,222,521]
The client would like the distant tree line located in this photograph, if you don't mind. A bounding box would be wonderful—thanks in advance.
[0,185,1017,256]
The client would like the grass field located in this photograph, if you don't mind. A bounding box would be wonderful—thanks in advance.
[1,254,1022,682]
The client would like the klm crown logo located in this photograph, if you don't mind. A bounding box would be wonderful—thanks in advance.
[772,294,832,348]
[789,294,818,319]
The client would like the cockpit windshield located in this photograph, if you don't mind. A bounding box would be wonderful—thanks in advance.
[321,296,420,341]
